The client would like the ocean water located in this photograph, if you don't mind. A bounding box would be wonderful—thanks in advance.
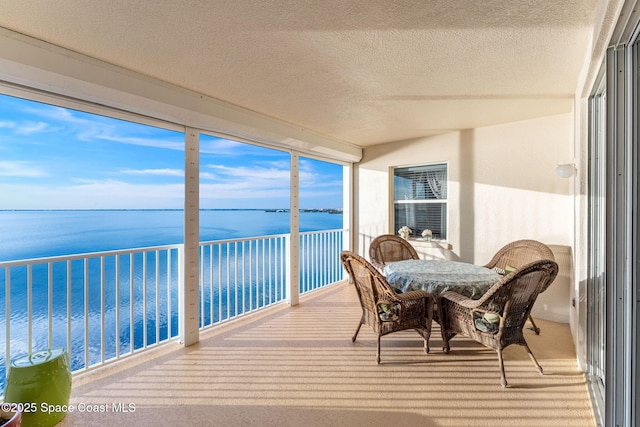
[0,209,343,385]
[0,209,343,262]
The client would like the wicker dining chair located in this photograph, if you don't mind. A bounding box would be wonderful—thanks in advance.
[369,234,419,272]
[340,250,434,363]
[438,259,559,387]
[483,239,555,334]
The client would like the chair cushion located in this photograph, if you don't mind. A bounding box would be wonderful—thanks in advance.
[474,312,500,333]
[377,302,400,322]
[493,265,517,276]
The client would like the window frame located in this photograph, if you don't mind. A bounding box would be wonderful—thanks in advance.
[391,162,449,240]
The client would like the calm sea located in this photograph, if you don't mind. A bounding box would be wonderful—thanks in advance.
[0,209,343,262]
[0,209,343,384]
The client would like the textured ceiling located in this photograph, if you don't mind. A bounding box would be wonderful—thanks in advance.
[0,0,599,147]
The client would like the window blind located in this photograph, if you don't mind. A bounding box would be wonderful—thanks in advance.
[393,163,448,239]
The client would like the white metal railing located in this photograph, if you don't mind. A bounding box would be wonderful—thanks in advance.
[0,244,182,390]
[1,229,346,390]
[299,229,345,294]
[198,229,345,329]
[199,234,288,327]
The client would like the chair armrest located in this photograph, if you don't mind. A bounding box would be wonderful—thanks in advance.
[389,290,433,323]
[437,290,481,309]
[396,289,432,302]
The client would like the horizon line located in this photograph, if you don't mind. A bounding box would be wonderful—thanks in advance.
[0,208,343,212]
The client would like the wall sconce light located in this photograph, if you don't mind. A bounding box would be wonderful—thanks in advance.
[555,163,576,178]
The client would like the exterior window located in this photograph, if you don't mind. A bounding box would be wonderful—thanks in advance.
[393,163,447,240]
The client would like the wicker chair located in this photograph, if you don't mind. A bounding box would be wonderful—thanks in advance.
[483,239,555,334]
[340,250,434,363]
[369,234,419,272]
[438,259,559,387]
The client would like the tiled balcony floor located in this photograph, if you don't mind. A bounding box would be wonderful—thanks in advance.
[59,281,595,427]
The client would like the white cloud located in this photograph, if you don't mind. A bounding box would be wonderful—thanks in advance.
[96,134,183,151]
[202,164,289,182]
[199,164,291,202]
[0,161,46,177]
[118,168,184,177]
[199,162,341,206]
[21,103,184,151]
[198,164,291,207]
[0,180,185,209]
[15,121,54,135]
[200,138,246,155]
[200,182,289,201]
[0,171,339,209]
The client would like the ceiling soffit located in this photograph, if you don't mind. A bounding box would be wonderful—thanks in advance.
[0,0,600,147]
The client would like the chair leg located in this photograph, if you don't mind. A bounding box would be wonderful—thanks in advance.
[528,315,541,335]
[352,322,363,342]
[376,335,381,364]
[498,349,507,388]
[438,308,451,353]
[441,331,451,354]
[523,342,544,375]
[416,328,431,354]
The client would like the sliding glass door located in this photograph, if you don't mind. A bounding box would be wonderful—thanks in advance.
[586,65,606,424]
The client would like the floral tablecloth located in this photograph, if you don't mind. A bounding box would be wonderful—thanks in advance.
[383,259,501,299]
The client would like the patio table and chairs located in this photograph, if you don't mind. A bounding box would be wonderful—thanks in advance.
[368,236,560,386]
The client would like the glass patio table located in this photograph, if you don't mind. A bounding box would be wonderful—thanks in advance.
[383,259,501,299]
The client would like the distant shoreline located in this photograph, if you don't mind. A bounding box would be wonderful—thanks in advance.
[0,208,343,212]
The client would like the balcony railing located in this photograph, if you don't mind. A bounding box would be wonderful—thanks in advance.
[199,234,287,327]
[0,229,346,391]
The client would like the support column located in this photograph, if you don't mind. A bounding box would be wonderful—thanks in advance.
[342,164,353,280]
[343,164,353,250]
[180,128,200,346]
[288,152,300,306]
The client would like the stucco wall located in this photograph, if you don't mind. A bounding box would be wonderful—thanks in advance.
[356,113,574,323]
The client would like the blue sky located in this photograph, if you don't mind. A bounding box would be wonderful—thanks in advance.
[0,94,343,210]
